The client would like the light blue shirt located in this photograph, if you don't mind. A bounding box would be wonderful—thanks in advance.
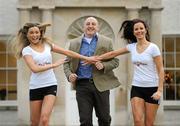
[76,34,98,79]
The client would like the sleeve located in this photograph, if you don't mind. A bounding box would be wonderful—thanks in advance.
[152,43,161,57]
[45,43,51,51]
[22,47,32,56]
[101,39,119,73]
[126,43,133,52]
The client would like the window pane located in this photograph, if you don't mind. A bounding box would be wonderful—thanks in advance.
[8,70,17,84]
[165,54,174,67]
[165,84,175,100]
[0,70,6,84]
[0,85,7,100]
[176,37,180,52]
[176,54,180,67]
[165,71,174,84]
[0,41,6,52]
[0,54,6,67]
[162,38,165,53]
[7,86,17,100]
[164,71,175,100]
[165,38,174,52]
[176,85,180,100]
[176,71,180,85]
[8,54,17,67]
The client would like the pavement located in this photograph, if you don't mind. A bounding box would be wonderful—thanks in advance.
[0,108,180,126]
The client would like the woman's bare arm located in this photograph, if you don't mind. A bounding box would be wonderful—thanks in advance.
[23,55,65,73]
[52,44,98,63]
[98,47,129,60]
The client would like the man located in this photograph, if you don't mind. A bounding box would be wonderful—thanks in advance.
[63,17,121,126]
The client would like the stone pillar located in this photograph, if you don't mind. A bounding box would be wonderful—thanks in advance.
[40,8,54,38]
[127,8,139,20]
[150,9,163,48]
[40,7,64,126]
[17,8,31,125]
[19,8,31,27]
[127,8,140,126]
[150,8,164,126]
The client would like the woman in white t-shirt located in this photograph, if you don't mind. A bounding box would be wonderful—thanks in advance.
[12,23,96,126]
[97,19,164,126]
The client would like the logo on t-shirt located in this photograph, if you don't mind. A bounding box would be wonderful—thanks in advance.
[133,61,147,66]
[38,61,51,66]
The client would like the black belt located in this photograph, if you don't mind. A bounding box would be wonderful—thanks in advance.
[76,78,94,83]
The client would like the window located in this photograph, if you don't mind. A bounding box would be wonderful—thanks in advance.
[163,36,180,100]
[0,39,17,101]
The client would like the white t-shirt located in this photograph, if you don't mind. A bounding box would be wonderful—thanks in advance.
[84,37,92,44]
[22,43,57,89]
[126,43,161,87]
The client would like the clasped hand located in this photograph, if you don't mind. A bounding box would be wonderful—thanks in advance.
[83,56,104,70]
[83,56,101,65]
[69,56,103,84]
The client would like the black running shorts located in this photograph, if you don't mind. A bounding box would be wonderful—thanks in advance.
[131,86,160,104]
[30,85,57,101]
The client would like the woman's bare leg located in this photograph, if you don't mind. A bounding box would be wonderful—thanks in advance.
[131,97,145,126]
[30,100,42,126]
[39,95,56,126]
[144,102,159,126]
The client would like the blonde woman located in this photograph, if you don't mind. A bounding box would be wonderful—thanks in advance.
[13,23,96,126]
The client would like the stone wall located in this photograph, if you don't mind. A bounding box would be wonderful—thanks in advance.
[0,0,18,35]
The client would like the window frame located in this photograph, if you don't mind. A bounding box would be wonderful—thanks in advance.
[163,35,180,107]
[0,35,17,107]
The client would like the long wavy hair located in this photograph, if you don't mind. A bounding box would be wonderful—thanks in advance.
[11,23,52,59]
[119,19,150,43]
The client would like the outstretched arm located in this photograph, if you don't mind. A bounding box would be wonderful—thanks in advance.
[52,44,97,63]
[98,47,129,60]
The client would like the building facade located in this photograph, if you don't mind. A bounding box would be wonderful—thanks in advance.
[161,0,180,108]
[0,0,179,125]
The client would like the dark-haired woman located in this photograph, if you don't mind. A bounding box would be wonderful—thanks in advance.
[12,23,96,126]
[97,19,164,126]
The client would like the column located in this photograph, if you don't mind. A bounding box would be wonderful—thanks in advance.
[17,8,31,125]
[150,8,164,125]
[127,8,140,125]
[127,8,139,20]
[19,8,31,27]
[150,9,163,48]
[41,8,54,38]
[40,7,64,126]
